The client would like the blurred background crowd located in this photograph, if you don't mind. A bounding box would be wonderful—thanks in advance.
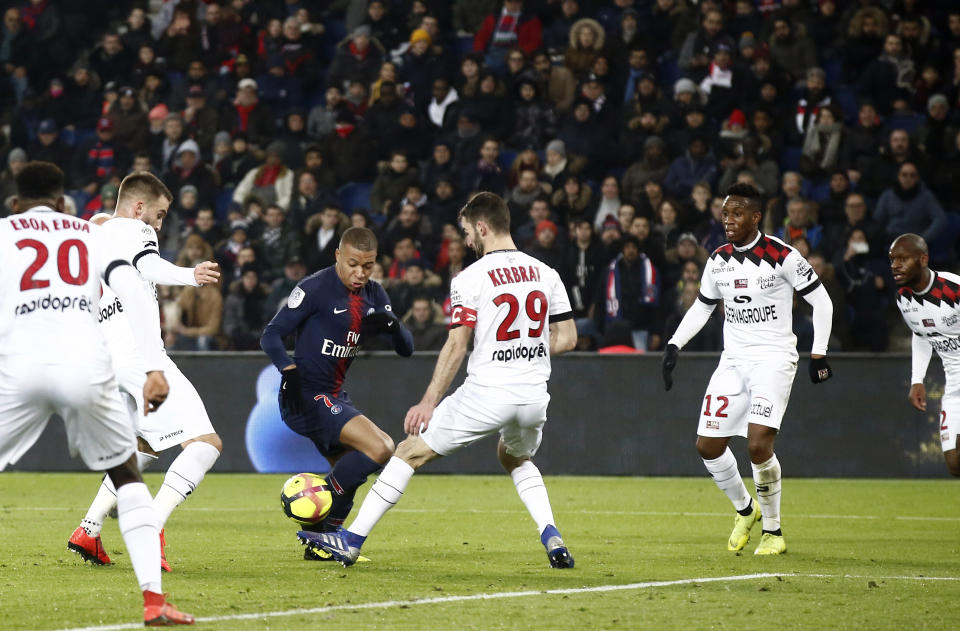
[1,0,958,353]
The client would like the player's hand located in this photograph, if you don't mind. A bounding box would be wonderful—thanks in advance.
[143,371,169,416]
[404,401,434,435]
[360,311,398,337]
[280,367,303,415]
[194,261,221,286]
[661,344,679,391]
[809,355,833,384]
[909,383,927,411]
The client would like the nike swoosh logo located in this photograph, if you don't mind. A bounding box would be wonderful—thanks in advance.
[333,308,348,314]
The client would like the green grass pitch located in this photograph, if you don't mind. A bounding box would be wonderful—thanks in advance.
[0,473,958,630]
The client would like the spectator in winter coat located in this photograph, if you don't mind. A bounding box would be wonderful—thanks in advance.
[872,163,947,247]
[473,0,543,73]
[327,25,385,93]
[222,264,270,350]
[663,136,718,201]
[232,141,295,211]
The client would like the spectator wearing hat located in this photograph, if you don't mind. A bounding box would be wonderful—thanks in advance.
[525,218,564,271]
[917,94,957,165]
[678,8,733,79]
[427,78,459,133]
[538,139,568,192]
[181,84,220,157]
[474,0,542,73]
[278,15,319,88]
[71,116,129,195]
[663,134,717,201]
[597,233,661,351]
[662,228,706,288]
[220,77,275,149]
[146,103,169,143]
[210,130,233,173]
[400,28,442,112]
[510,75,557,148]
[165,138,218,208]
[328,24,385,93]
[319,108,377,186]
[108,85,149,154]
[531,49,576,114]
[564,17,604,76]
[232,140,294,211]
[787,66,832,145]
[26,119,69,175]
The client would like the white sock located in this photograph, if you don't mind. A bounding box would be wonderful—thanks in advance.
[153,442,220,527]
[703,447,752,512]
[348,456,414,538]
[116,482,161,594]
[510,460,556,534]
[752,454,782,532]
[82,452,157,537]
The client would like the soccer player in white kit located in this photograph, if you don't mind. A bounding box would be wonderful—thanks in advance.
[66,172,223,572]
[890,233,960,477]
[299,192,579,567]
[0,162,193,625]
[661,183,834,556]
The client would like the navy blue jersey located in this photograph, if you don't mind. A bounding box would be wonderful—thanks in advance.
[261,267,393,396]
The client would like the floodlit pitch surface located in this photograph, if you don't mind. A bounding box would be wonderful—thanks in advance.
[1,474,958,630]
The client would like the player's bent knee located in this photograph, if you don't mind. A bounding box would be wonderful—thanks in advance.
[183,433,223,452]
[106,454,143,488]
[695,436,726,460]
[371,433,395,464]
[395,436,436,470]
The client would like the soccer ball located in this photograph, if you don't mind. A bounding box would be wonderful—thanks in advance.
[280,473,333,525]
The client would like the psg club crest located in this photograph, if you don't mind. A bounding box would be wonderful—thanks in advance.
[314,393,342,415]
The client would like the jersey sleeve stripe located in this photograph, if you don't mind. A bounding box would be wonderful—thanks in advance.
[549,311,574,323]
[132,248,159,269]
[796,279,822,296]
[104,259,132,286]
[697,291,721,305]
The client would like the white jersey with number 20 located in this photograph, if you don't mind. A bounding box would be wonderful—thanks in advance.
[449,249,572,403]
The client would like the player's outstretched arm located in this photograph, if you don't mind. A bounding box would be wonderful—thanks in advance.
[549,318,577,355]
[662,296,717,390]
[137,252,219,287]
[801,284,834,383]
[909,334,933,411]
[404,325,472,434]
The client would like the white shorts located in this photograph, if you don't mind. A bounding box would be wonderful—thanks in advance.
[0,358,136,471]
[115,354,215,452]
[420,384,549,458]
[697,356,797,438]
[938,390,960,452]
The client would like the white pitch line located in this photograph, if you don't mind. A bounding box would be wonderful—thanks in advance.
[50,573,960,631]
[8,506,960,522]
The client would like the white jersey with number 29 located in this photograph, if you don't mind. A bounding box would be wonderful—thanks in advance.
[449,249,572,403]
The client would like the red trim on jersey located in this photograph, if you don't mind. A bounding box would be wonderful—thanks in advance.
[331,293,363,396]
[450,305,478,328]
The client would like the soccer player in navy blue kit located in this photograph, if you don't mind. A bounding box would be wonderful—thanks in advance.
[261,227,413,559]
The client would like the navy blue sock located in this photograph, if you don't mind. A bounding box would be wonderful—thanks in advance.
[540,524,561,547]
[324,451,382,528]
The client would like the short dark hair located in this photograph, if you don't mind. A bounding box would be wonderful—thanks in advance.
[340,226,378,252]
[118,171,173,205]
[16,161,64,201]
[459,191,510,234]
[725,182,762,212]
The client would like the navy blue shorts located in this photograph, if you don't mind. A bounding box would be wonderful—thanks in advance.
[279,389,362,458]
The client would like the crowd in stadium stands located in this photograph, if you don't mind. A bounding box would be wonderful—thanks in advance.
[2,0,959,353]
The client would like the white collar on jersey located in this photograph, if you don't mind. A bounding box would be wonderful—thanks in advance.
[916,270,938,295]
[25,205,56,213]
[732,231,763,252]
